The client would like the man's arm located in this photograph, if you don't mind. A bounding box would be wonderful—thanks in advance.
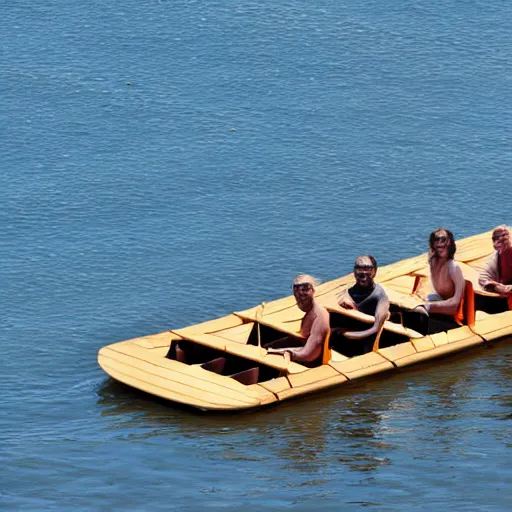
[344,296,390,340]
[478,253,499,290]
[428,262,465,315]
[494,283,512,296]
[264,335,303,349]
[288,309,330,362]
[478,252,512,295]
[338,289,356,310]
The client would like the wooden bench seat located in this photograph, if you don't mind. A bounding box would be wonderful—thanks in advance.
[170,331,308,373]
[233,311,302,338]
[326,304,424,339]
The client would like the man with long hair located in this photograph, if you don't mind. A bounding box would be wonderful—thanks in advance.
[416,228,465,318]
[478,225,512,296]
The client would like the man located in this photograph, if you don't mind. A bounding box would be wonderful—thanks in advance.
[478,225,512,296]
[337,255,389,353]
[266,274,330,365]
[415,228,465,318]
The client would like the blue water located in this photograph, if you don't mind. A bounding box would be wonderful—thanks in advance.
[2,1,511,510]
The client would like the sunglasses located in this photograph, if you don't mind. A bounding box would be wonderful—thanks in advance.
[434,235,448,243]
[354,265,374,271]
[492,233,508,242]
[293,283,312,292]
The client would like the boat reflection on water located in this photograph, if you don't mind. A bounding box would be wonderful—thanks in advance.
[96,372,416,474]
[95,338,511,483]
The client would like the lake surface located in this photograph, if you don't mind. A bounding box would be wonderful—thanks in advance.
[2,1,511,510]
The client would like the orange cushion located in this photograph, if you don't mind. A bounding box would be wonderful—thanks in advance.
[454,280,475,327]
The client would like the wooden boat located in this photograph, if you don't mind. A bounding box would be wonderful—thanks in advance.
[98,229,512,411]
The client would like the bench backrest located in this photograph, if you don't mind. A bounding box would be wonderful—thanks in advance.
[321,329,332,365]
[454,280,475,327]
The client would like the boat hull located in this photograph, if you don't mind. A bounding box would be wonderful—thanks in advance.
[98,229,512,411]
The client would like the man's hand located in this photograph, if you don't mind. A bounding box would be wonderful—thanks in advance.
[414,304,429,316]
[496,283,512,295]
[338,291,356,310]
[267,347,294,355]
[484,281,499,292]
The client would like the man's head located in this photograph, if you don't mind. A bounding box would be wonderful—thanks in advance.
[491,225,511,254]
[292,274,318,312]
[353,255,377,288]
[429,228,456,260]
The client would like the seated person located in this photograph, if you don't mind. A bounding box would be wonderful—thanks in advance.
[266,274,330,366]
[478,225,512,296]
[337,255,389,354]
[415,228,465,326]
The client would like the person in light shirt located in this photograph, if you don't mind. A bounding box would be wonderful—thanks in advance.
[478,225,512,296]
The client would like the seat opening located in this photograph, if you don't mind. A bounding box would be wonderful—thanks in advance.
[329,312,411,357]
[246,323,302,347]
[166,339,280,383]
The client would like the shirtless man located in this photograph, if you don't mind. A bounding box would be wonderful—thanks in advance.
[266,274,330,365]
[416,228,465,317]
[337,255,389,352]
[478,225,512,296]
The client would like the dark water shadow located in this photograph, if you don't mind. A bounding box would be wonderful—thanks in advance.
[96,374,401,473]
[95,338,512,472]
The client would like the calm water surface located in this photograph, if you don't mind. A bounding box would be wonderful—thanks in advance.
[2,1,511,510]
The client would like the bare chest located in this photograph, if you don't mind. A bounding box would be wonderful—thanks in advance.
[300,310,315,338]
[430,260,455,298]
